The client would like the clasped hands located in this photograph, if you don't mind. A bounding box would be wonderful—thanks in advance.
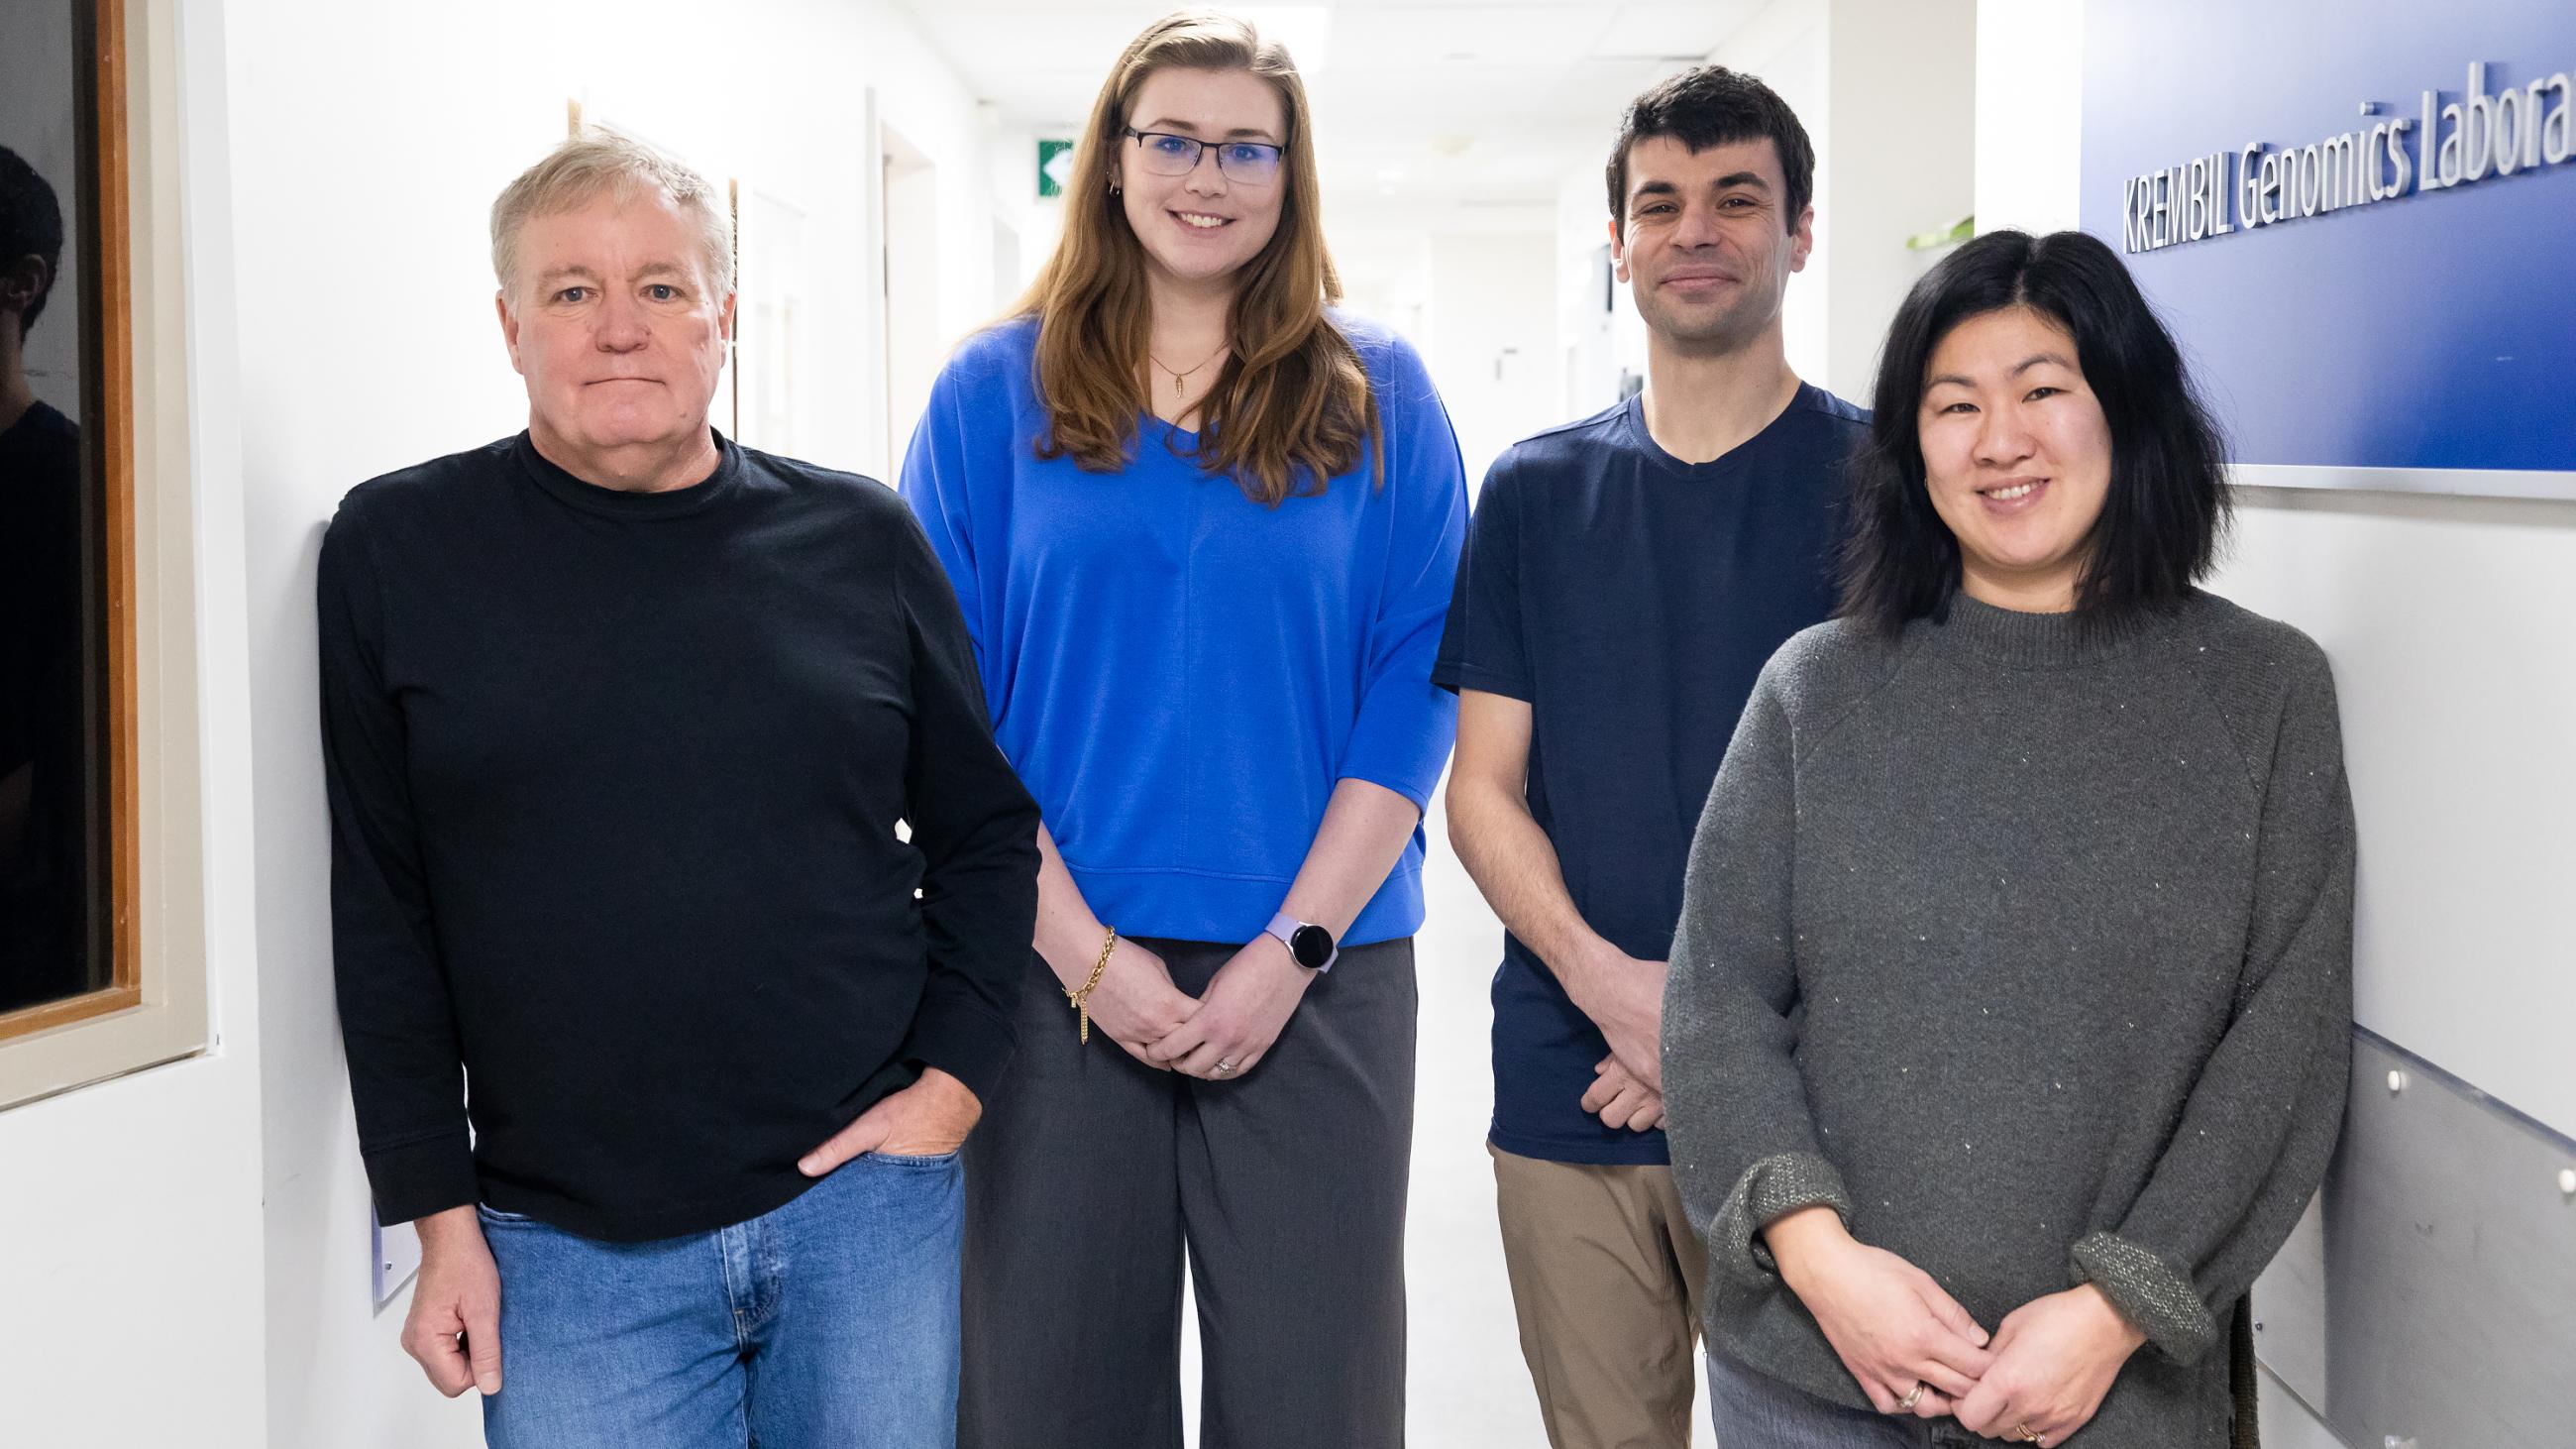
[1567,944,1669,1132]
[1078,934,1316,1080]
[1766,1206,2148,1447]
[1569,949,2143,1444]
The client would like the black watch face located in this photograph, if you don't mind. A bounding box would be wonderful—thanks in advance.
[1288,924,1335,969]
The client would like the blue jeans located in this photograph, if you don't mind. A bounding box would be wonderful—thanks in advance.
[479,1149,964,1448]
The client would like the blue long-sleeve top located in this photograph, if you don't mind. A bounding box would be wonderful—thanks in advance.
[901,313,1465,947]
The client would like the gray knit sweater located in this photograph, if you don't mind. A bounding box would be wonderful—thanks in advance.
[1664,591,2353,1448]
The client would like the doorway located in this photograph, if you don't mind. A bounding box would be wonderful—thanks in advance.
[879,117,940,477]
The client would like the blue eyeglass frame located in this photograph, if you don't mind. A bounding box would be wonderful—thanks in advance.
[1120,127,1286,183]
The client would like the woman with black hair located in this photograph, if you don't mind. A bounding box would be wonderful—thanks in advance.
[1662,229,2354,1449]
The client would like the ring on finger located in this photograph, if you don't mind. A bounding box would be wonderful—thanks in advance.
[1894,1382,1925,1412]
[1213,1059,1236,1076]
[2013,1426,2040,1444]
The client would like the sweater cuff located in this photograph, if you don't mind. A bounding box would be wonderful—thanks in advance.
[2071,1230,2218,1364]
[363,1134,481,1227]
[1711,1151,1854,1295]
[901,995,1018,1106]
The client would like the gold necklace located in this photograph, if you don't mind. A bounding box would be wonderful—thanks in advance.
[1145,341,1231,397]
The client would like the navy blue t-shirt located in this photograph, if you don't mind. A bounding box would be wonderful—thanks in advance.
[1433,384,1865,1165]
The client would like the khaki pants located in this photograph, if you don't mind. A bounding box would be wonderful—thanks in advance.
[1491,1143,1711,1449]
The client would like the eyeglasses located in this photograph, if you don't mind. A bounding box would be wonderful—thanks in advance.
[1121,127,1285,185]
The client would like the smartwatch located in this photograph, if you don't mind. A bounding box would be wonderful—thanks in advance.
[1263,911,1339,973]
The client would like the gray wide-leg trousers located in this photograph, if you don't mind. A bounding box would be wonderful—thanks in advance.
[959,936,1418,1449]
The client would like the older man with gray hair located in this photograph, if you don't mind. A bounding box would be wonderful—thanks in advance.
[319,130,1039,1446]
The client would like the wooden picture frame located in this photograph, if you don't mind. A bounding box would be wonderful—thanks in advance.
[0,0,139,1044]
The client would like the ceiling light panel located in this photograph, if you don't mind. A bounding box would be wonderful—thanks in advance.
[1326,3,1614,69]
[1588,0,1759,59]
[915,8,1140,79]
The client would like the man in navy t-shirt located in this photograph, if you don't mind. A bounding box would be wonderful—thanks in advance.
[1434,67,1864,1448]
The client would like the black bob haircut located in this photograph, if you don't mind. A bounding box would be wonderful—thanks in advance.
[0,146,65,338]
[1606,65,1813,235]
[1838,228,2232,637]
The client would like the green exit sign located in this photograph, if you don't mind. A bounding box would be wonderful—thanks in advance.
[1037,139,1075,198]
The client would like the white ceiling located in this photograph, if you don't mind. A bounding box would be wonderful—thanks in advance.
[894,0,1768,219]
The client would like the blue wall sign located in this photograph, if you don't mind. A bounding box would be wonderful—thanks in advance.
[2083,1,2576,479]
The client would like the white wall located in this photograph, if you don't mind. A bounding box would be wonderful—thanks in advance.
[880,122,945,477]
[1329,224,1430,343]
[2216,495,2576,1135]
[1971,0,2084,235]
[1422,231,1556,487]
[1551,167,1644,417]
[1977,5,2576,1445]
[224,2,529,1426]
[991,125,1068,305]
[0,5,273,1445]
[1815,0,1975,403]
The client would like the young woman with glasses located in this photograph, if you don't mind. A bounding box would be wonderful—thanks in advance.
[899,13,1466,1449]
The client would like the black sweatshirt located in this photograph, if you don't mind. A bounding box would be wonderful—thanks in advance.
[320,432,1040,1243]
[1,402,92,1013]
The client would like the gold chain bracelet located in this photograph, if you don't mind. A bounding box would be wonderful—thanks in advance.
[1067,927,1116,1044]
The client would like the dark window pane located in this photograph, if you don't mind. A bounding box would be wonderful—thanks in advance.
[1,0,112,1016]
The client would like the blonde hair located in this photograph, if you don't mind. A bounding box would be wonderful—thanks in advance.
[1017,9,1379,504]
[489,129,734,299]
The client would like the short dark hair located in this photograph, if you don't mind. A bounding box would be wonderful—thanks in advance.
[1606,65,1813,234]
[1838,229,2232,636]
[0,145,65,338]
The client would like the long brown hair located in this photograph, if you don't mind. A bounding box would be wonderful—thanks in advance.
[1016,10,1380,505]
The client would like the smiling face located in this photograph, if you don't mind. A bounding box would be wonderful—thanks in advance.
[1116,66,1288,295]
[1611,134,1811,353]
[1916,305,2115,612]
[498,188,733,481]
